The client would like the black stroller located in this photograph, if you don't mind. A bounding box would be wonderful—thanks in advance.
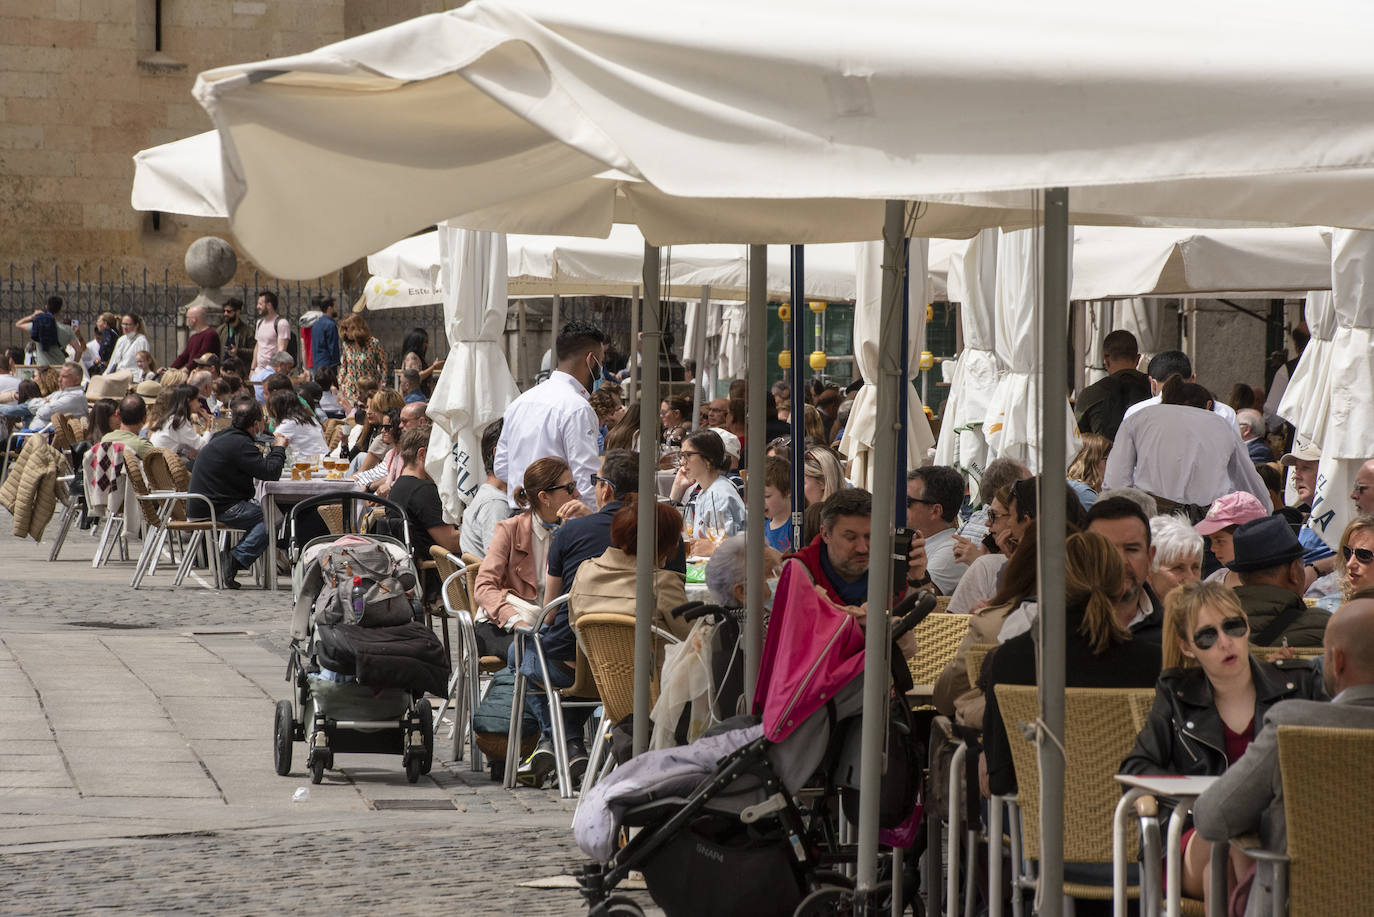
[272,492,449,784]
[572,558,935,917]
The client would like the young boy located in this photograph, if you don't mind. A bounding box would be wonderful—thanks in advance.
[763,455,795,553]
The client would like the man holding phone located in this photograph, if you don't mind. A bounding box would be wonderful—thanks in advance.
[792,488,929,610]
[906,466,972,594]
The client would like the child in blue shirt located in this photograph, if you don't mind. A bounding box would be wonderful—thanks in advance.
[763,455,795,553]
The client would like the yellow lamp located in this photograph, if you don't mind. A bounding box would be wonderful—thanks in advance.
[778,349,792,370]
[808,350,828,371]
[919,350,935,371]
[777,303,791,322]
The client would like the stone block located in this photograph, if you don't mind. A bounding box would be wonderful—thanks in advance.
[8,44,74,72]
[0,70,51,99]
[93,20,134,48]
[0,772,72,789]
[0,0,55,17]
[29,17,96,47]
[0,124,43,151]
[0,16,33,43]
[53,0,80,20]
[78,0,120,24]
[42,124,92,154]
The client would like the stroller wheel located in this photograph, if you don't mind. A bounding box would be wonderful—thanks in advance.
[794,881,891,917]
[310,754,326,784]
[405,754,422,784]
[273,700,294,776]
[598,895,645,917]
[416,700,434,775]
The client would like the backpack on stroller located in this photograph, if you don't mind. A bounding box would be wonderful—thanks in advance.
[272,491,450,785]
[572,559,935,917]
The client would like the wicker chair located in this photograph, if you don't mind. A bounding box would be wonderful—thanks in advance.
[434,556,490,769]
[130,448,225,589]
[993,685,1157,913]
[1249,645,1324,663]
[936,594,954,612]
[1261,724,1374,917]
[908,613,973,711]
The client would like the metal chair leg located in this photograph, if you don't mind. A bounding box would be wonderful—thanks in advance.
[172,530,202,585]
[503,634,525,790]
[947,741,967,917]
[989,796,1004,917]
[529,638,573,799]
[48,504,78,562]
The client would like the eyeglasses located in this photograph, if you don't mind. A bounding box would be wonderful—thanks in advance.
[907,496,939,508]
[679,450,702,462]
[590,473,615,490]
[1343,545,1374,564]
[986,509,1002,524]
[1192,616,1249,650]
[543,481,577,495]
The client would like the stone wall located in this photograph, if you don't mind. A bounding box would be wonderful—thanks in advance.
[0,0,458,287]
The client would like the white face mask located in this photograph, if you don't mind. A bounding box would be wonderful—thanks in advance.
[764,575,781,610]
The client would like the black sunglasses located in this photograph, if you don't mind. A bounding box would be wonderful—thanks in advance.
[907,496,939,508]
[543,481,577,495]
[590,474,615,491]
[1343,545,1374,565]
[1193,616,1249,650]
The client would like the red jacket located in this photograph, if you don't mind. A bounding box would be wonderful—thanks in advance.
[171,327,222,369]
[790,533,907,609]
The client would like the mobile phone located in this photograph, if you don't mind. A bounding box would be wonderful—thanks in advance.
[892,527,914,596]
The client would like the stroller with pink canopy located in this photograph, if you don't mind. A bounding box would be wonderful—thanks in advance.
[572,559,935,917]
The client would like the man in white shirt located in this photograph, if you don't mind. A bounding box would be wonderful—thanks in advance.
[1121,349,1241,435]
[494,321,606,510]
[0,351,20,396]
[461,418,512,557]
[906,465,970,594]
[1106,396,1270,512]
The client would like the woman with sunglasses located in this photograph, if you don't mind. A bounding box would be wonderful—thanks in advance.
[669,429,747,556]
[1316,514,1374,611]
[1122,581,1323,905]
[473,456,583,658]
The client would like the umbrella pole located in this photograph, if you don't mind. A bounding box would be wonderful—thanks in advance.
[1037,187,1071,915]
[789,245,806,549]
[744,246,768,704]
[633,246,661,757]
[856,200,906,899]
[628,285,640,403]
[551,294,561,366]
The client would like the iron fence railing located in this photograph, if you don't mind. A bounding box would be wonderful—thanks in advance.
[0,264,666,390]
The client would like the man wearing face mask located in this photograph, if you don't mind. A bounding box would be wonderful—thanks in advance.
[495,321,607,511]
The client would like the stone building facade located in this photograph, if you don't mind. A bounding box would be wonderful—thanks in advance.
[0,0,458,285]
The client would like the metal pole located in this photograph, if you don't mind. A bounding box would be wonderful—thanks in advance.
[632,246,661,757]
[628,285,640,404]
[550,293,561,374]
[896,245,910,518]
[744,246,768,705]
[692,284,709,428]
[1037,187,1071,917]
[856,200,907,896]
[789,245,806,549]
[517,300,528,388]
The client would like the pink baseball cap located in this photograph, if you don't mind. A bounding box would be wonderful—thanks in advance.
[1194,492,1268,536]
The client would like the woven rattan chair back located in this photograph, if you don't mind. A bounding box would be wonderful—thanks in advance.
[1278,725,1374,917]
[995,685,1154,865]
[908,613,973,687]
[121,451,162,529]
[461,553,483,614]
[318,504,344,535]
[964,643,998,693]
[935,594,953,612]
[141,449,190,522]
[575,612,650,724]
[1249,645,1324,663]
[50,414,73,453]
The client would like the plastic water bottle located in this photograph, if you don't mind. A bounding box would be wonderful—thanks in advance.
[350,576,366,624]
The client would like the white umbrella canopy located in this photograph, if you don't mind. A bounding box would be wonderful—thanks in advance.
[984,228,1080,473]
[1277,290,1338,447]
[130,129,228,219]
[841,241,935,489]
[186,0,1374,279]
[423,227,521,522]
[1302,231,1374,549]
[934,230,998,477]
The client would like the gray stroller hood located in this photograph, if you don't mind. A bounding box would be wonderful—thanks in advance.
[573,676,864,863]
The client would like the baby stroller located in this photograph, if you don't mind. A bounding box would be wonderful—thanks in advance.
[572,559,935,917]
[273,491,449,785]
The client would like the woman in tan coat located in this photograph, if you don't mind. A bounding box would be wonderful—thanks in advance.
[569,497,692,643]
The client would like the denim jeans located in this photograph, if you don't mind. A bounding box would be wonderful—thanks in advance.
[218,500,268,568]
[506,636,582,744]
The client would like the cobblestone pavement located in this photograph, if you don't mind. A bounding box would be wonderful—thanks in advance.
[0,524,657,915]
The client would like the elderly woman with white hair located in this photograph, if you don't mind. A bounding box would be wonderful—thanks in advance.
[704,534,783,609]
[1148,513,1204,602]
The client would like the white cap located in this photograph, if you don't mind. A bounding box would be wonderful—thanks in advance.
[709,426,741,460]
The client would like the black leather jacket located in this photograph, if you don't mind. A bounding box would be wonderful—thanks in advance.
[1121,656,1326,778]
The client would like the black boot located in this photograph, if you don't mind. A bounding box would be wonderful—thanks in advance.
[218,547,241,590]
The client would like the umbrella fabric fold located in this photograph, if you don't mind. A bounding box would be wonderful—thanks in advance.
[934,230,999,479]
[983,228,1079,474]
[424,227,521,524]
[1277,290,1337,447]
[842,240,934,489]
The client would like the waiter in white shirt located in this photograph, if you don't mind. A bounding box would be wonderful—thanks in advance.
[1121,349,1242,435]
[494,320,607,510]
[1105,374,1271,518]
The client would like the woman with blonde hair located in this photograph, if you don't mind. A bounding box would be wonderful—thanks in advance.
[107,313,149,373]
[1067,432,1111,510]
[133,349,160,383]
[1122,581,1322,907]
[1335,514,1374,601]
[981,531,1162,797]
[802,445,845,506]
[337,313,389,408]
[349,387,405,472]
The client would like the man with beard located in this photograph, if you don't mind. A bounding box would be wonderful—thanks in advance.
[1194,595,1374,917]
[1084,495,1164,643]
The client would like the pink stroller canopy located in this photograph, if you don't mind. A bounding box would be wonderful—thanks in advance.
[753,558,866,743]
